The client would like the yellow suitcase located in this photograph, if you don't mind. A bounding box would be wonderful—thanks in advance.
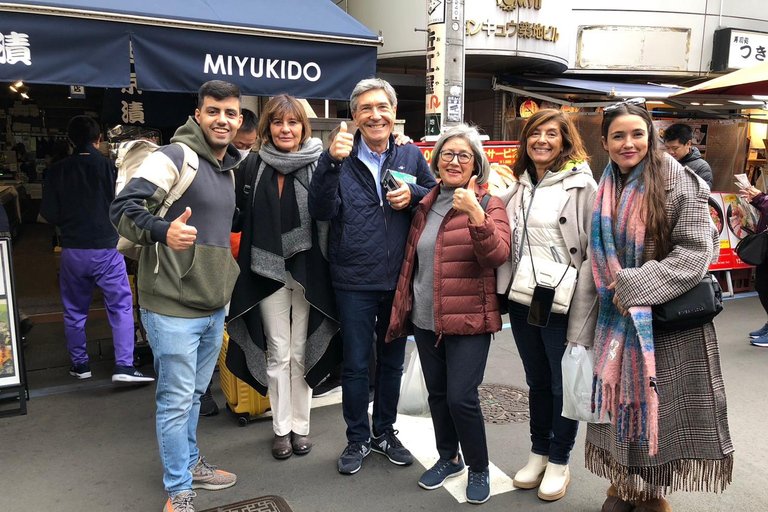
[219,329,271,426]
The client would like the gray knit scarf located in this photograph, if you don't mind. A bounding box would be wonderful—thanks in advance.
[250,138,323,282]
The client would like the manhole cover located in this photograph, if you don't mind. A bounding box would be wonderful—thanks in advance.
[479,384,529,424]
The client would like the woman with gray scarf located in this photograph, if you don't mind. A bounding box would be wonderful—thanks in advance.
[228,94,341,460]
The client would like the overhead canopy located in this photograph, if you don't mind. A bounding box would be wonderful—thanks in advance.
[494,75,682,108]
[669,61,768,100]
[0,0,380,100]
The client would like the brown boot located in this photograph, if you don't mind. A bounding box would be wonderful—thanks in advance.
[291,432,313,455]
[601,485,634,512]
[272,434,293,460]
[632,497,672,512]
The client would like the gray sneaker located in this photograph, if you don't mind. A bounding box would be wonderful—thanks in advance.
[190,456,237,490]
[163,490,195,512]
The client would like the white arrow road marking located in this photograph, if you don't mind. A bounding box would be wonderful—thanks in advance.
[375,404,517,503]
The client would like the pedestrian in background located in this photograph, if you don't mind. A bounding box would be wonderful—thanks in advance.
[739,184,768,347]
[496,109,598,502]
[388,124,510,504]
[662,123,713,189]
[40,115,153,384]
[587,101,733,512]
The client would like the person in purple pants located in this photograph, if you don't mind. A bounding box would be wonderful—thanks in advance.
[39,115,153,384]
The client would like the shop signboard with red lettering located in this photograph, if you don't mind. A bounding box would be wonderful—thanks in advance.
[415,141,520,166]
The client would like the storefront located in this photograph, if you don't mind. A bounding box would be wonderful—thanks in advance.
[0,0,381,397]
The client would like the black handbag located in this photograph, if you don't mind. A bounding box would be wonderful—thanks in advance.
[735,231,768,266]
[652,273,723,331]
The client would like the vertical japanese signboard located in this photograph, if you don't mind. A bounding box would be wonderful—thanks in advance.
[426,0,447,137]
[426,0,465,138]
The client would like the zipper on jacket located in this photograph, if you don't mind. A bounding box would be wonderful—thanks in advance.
[517,172,547,261]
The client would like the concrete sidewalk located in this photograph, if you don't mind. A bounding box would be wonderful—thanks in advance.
[0,296,764,512]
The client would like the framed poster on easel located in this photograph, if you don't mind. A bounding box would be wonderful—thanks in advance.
[0,237,27,417]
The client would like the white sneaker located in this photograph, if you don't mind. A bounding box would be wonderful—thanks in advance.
[512,452,549,489]
[537,463,570,501]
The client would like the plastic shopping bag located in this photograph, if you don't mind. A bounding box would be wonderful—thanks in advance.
[561,343,609,423]
[397,346,431,417]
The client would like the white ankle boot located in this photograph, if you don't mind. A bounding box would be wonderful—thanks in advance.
[512,452,549,489]
[537,462,570,501]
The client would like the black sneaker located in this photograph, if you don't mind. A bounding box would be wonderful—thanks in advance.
[20,317,34,336]
[69,362,92,379]
[200,385,219,416]
[371,428,413,466]
[312,377,342,398]
[419,454,467,490]
[337,440,371,474]
[112,365,154,383]
[466,467,491,504]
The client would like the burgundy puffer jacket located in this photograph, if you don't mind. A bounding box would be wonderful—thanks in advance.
[387,185,511,341]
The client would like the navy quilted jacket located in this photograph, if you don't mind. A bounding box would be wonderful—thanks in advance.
[308,133,437,291]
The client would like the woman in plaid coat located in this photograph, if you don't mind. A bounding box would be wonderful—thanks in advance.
[586,102,733,512]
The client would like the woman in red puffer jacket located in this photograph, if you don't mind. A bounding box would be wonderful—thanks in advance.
[387,124,510,505]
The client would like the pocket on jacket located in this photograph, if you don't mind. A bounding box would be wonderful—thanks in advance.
[179,245,240,310]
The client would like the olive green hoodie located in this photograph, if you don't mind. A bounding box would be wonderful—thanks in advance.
[110,117,241,318]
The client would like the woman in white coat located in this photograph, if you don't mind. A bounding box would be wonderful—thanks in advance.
[497,109,598,502]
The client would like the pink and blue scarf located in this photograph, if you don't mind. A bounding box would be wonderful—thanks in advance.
[590,162,659,456]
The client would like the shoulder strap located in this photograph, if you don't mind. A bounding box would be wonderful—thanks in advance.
[157,142,199,217]
[480,194,491,211]
[237,154,261,210]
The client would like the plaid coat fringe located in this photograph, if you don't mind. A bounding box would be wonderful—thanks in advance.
[585,156,734,501]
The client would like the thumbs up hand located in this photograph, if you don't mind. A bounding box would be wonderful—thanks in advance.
[166,207,198,251]
[329,121,355,161]
[453,175,484,225]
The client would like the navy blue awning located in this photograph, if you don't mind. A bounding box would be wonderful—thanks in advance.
[0,1,380,99]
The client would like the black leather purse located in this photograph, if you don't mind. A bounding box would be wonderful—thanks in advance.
[652,273,723,331]
[736,231,768,266]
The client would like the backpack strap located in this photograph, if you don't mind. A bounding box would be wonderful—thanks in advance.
[480,193,491,211]
[236,153,261,212]
[157,142,199,216]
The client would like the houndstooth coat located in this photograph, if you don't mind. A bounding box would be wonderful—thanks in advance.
[585,153,734,501]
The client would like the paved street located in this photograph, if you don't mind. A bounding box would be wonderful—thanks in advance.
[0,294,765,511]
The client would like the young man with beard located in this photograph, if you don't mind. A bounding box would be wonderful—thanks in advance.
[111,80,243,512]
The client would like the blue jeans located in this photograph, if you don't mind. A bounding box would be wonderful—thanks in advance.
[140,307,226,495]
[335,289,406,442]
[508,301,578,465]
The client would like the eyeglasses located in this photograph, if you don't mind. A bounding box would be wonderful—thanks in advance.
[603,97,647,113]
[439,150,474,164]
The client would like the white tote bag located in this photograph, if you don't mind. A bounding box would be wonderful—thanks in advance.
[561,343,610,423]
[397,347,431,417]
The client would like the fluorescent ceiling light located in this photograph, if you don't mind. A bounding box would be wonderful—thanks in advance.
[754,95,768,100]
[730,100,764,105]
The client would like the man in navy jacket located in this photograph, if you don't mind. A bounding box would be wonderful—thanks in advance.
[309,78,437,475]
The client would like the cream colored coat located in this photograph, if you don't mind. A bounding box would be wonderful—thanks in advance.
[496,161,599,346]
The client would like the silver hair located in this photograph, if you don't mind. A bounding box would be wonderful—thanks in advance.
[349,78,398,112]
[429,124,490,186]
